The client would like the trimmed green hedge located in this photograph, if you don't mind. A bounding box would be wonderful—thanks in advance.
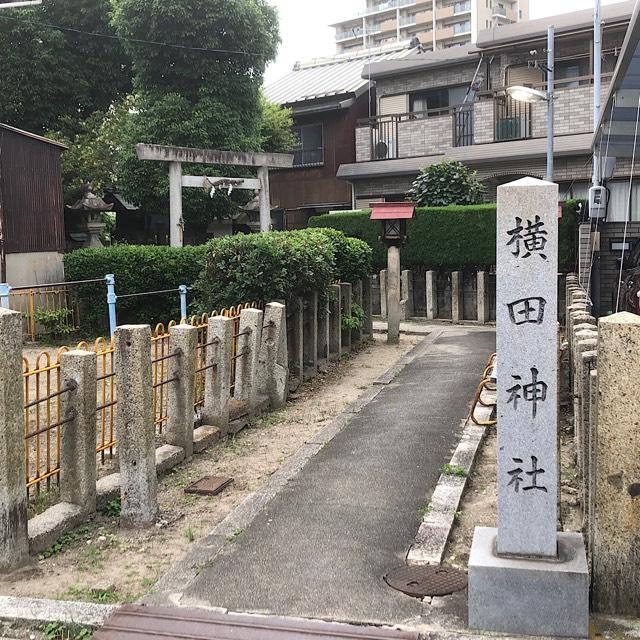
[65,229,372,334]
[309,202,581,272]
[64,244,208,333]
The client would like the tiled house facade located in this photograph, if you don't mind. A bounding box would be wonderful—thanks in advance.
[337,2,636,211]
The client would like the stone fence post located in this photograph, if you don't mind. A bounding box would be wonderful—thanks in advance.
[477,271,489,324]
[340,282,353,354]
[352,280,363,346]
[290,299,304,388]
[426,271,437,320]
[202,315,233,432]
[400,270,413,320]
[328,284,342,362]
[114,325,158,529]
[60,350,97,513]
[593,312,640,616]
[362,276,373,338]
[258,303,288,408]
[379,269,388,318]
[302,293,318,380]
[452,271,463,324]
[235,308,264,408]
[317,296,329,371]
[166,324,197,458]
[0,309,29,572]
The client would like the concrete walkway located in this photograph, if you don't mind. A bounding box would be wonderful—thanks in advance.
[179,327,495,627]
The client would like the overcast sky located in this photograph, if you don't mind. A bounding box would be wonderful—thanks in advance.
[264,0,629,85]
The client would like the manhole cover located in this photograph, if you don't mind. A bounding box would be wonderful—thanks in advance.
[184,476,233,496]
[384,565,468,598]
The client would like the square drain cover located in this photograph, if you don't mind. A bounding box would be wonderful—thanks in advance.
[184,476,233,496]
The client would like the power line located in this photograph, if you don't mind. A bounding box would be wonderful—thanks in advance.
[0,12,268,58]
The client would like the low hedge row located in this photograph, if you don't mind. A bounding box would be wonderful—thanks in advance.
[64,244,208,333]
[308,202,581,273]
[64,229,373,334]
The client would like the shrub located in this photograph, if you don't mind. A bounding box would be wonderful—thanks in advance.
[303,227,372,283]
[64,244,207,334]
[65,230,373,334]
[309,201,582,273]
[194,231,336,311]
[408,160,486,207]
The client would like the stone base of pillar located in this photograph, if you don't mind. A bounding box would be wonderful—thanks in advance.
[468,527,589,638]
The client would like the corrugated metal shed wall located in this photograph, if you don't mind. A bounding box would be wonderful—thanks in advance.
[0,128,65,253]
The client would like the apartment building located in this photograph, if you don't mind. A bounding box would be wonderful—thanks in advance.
[332,0,529,54]
[336,1,634,211]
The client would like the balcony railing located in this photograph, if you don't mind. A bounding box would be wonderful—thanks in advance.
[494,95,531,141]
[366,0,415,14]
[358,104,474,161]
[336,27,364,41]
[355,78,610,162]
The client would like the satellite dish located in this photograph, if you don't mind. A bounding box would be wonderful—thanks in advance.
[0,1,42,7]
[375,141,389,160]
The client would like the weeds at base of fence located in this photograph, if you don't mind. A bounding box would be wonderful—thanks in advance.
[102,499,121,518]
[39,527,91,560]
[41,622,93,640]
[64,584,120,605]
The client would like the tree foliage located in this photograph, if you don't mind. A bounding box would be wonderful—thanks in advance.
[0,0,131,136]
[259,94,297,153]
[108,0,281,231]
[408,160,486,207]
[49,98,135,203]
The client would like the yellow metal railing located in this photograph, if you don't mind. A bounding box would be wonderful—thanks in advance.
[23,301,261,494]
[11,285,80,342]
[469,353,497,427]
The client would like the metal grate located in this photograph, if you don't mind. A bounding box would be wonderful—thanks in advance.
[384,565,468,598]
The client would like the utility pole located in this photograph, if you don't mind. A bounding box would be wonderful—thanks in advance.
[592,0,602,187]
[546,26,555,183]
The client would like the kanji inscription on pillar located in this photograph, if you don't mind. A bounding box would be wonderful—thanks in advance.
[496,177,559,558]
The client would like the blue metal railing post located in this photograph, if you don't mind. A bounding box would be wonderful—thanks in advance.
[179,285,188,322]
[106,274,117,337]
[0,283,11,310]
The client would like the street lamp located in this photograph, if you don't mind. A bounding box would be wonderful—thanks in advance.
[506,25,555,183]
[370,202,415,344]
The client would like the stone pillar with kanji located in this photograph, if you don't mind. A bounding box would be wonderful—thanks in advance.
[468,177,588,638]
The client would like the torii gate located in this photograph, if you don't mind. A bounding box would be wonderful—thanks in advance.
[136,144,294,246]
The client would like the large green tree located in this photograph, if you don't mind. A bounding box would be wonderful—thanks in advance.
[110,0,281,233]
[0,0,131,135]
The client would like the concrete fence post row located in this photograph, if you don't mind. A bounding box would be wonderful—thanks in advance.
[563,273,640,617]
[287,279,373,387]
[379,269,494,324]
[0,304,290,568]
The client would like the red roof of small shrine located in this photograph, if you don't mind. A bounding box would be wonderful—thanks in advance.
[370,202,416,220]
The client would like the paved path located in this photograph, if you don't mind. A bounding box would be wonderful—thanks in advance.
[180,327,495,627]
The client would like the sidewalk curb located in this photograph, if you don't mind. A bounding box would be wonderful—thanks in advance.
[145,332,437,608]
[407,400,494,566]
[0,596,117,629]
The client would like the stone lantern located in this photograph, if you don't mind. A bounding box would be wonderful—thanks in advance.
[65,184,112,248]
[370,202,415,344]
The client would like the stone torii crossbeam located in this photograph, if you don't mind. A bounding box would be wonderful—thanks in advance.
[136,144,294,246]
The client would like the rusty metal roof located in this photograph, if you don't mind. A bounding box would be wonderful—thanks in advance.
[264,47,414,107]
[94,605,420,640]
[0,123,68,149]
